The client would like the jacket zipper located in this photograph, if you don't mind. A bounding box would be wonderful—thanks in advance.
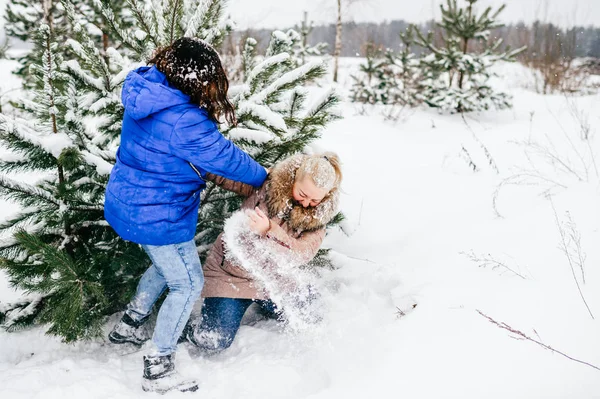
[188,162,202,178]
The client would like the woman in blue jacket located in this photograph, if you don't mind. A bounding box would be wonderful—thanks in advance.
[104,37,267,394]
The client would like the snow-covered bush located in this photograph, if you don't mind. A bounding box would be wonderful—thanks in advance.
[413,0,525,113]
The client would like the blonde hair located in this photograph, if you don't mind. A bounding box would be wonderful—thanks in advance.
[296,152,343,192]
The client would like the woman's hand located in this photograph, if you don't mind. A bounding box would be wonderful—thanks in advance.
[247,207,271,236]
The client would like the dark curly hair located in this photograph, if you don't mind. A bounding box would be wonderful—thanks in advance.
[149,37,236,126]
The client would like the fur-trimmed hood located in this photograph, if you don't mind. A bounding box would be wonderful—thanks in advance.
[264,154,339,232]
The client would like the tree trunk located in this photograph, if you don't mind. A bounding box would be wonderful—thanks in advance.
[301,11,308,65]
[333,0,342,83]
[42,0,54,33]
[458,1,472,90]
[458,38,468,89]
[43,0,68,234]
[102,31,110,68]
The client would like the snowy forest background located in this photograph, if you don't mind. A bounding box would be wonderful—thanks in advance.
[4,6,600,58]
[0,0,600,398]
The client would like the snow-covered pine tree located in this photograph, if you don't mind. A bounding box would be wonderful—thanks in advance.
[61,0,135,144]
[0,0,342,341]
[350,41,419,106]
[98,0,232,63]
[386,26,422,107]
[294,12,328,66]
[3,0,132,88]
[350,43,388,104]
[0,16,146,341]
[413,0,525,113]
[0,0,228,341]
[4,0,68,86]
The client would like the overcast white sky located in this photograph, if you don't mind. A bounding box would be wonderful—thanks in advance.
[0,0,598,41]
[226,0,600,29]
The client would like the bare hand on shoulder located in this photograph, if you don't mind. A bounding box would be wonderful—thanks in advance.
[247,207,271,236]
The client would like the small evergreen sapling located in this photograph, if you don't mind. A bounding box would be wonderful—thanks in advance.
[350,43,387,105]
[294,12,328,66]
[412,0,525,113]
[350,30,422,107]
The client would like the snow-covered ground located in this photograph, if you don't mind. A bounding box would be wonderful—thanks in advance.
[2,57,600,398]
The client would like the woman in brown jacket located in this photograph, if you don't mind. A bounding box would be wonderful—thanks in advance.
[186,152,342,353]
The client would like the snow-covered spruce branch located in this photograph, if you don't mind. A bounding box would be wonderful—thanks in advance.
[476,310,600,372]
[79,150,114,175]
[461,250,527,279]
[0,114,74,159]
[301,88,340,123]
[98,0,146,53]
[245,53,290,94]
[0,295,46,330]
[63,59,105,91]
[548,196,593,319]
[152,0,168,45]
[249,60,327,105]
[235,102,287,136]
[0,209,40,233]
[123,0,158,47]
[63,2,110,73]
[228,127,277,145]
[183,0,228,43]
[0,175,60,206]
[184,0,210,38]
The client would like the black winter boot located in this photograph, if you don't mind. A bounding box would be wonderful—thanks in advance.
[177,319,195,344]
[108,313,150,346]
[141,353,198,393]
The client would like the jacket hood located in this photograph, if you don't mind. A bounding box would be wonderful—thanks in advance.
[121,66,192,120]
[265,154,339,232]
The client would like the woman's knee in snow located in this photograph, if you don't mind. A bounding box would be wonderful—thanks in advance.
[191,327,234,353]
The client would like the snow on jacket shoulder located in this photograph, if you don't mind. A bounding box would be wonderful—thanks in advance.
[104,66,267,245]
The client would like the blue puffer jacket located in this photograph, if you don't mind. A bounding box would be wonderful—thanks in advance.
[104,66,267,245]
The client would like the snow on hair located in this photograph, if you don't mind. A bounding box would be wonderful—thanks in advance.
[296,152,343,191]
[148,37,236,126]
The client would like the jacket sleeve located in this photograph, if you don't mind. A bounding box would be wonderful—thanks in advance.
[265,224,326,266]
[169,109,267,187]
[204,172,258,198]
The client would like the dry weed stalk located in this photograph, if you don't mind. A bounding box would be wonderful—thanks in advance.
[477,310,600,372]
[461,250,528,279]
[548,196,593,319]
[492,172,566,218]
[461,114,500,174]
[492,99,597,218]
[460,146,478,172]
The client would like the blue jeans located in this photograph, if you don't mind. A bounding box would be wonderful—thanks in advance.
[191,297,280,353]
[125,240,204,356]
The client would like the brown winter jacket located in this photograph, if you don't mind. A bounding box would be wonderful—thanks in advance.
[201,154,340,300]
